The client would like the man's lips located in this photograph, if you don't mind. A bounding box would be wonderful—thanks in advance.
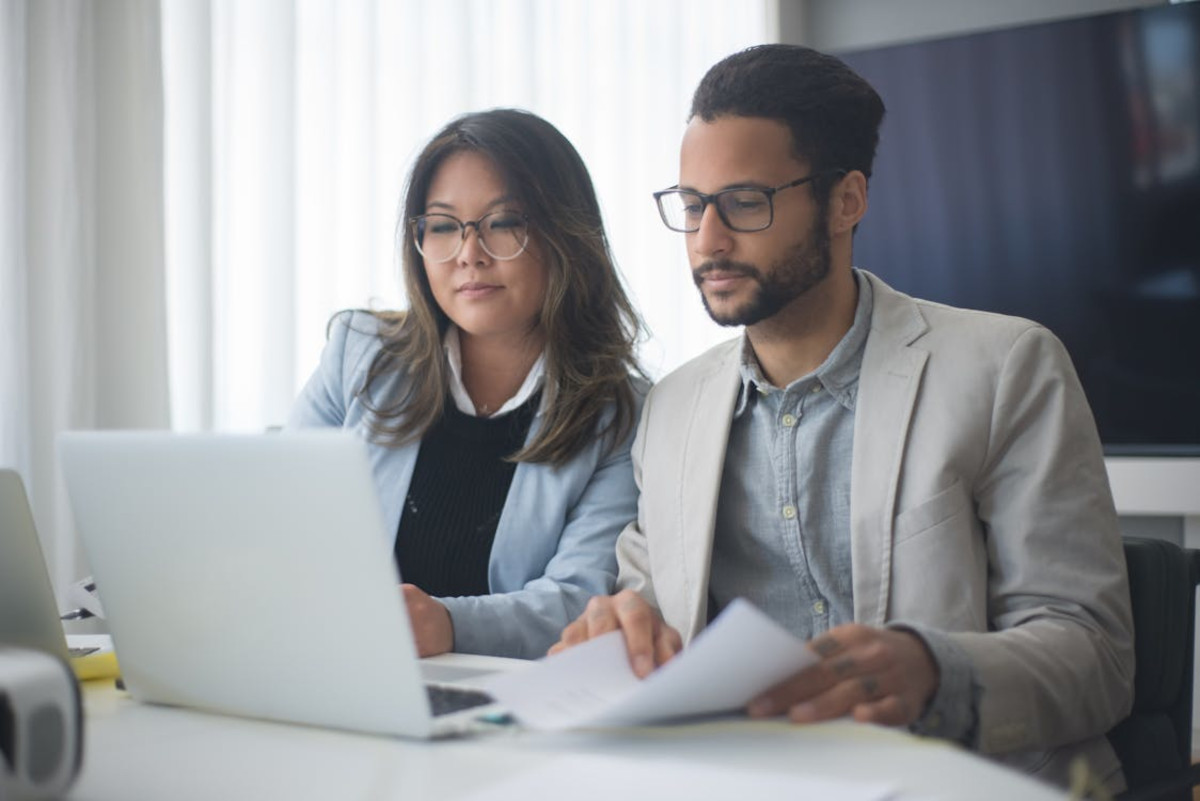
[701,271,748,285]
[694,264,757,291]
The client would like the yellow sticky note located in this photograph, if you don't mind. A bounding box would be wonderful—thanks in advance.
[72,650,120,682]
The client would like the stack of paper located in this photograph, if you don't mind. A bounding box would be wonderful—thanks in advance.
[481,599,818,730]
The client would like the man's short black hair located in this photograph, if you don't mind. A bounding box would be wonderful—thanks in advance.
[690,44,886,185]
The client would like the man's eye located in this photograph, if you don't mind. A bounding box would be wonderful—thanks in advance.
[727,194,767,212]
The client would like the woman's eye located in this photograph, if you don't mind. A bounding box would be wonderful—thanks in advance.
[487,214,524,231]
[427,221,460,235]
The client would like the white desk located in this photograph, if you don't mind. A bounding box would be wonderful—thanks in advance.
[69,655,1067,801]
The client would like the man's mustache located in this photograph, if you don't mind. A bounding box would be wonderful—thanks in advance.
[692,260,761,288]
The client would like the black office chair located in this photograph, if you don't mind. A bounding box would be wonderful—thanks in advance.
[1109,536,1200,801]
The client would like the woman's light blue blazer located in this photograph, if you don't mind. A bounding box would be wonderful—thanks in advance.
[287,311,644,659]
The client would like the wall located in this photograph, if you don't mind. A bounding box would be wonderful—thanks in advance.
[778,0,1200,749]
[780,0,1165,52]
[780,0,1200,533]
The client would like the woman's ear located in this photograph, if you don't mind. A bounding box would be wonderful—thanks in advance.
[828,170,868,235]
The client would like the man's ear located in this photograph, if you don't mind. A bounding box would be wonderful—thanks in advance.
[828,170,868,235]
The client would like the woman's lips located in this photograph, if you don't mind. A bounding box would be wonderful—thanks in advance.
[457,282,502,298]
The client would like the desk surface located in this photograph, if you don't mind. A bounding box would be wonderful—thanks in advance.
[69,655,1065,801]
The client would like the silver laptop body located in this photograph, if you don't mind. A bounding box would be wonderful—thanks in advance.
[58,430,499,738]
[0,469,74,662]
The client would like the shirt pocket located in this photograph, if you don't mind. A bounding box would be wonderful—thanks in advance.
[893,479,971,546]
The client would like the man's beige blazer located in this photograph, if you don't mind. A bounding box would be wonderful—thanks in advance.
[616,270,1135,788]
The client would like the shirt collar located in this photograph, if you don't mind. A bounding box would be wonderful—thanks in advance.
[733,269,875,417]
[443,325,547,417]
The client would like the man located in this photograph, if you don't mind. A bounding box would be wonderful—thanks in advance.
[552,44,1134,791]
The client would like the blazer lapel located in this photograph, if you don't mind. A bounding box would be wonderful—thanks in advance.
[850,273,929,626]
[671,342,742,641]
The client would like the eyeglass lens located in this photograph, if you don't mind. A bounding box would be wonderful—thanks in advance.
[657,189,774,233]
[414,211,529,262]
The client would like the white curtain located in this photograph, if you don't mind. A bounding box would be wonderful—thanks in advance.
[1,0,167,599]
[1,0,774,598]
[163,0,778,432]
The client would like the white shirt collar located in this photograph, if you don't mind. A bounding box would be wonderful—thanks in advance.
[443,325,546,417]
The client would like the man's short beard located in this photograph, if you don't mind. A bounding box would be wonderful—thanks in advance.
[693,206,832,327]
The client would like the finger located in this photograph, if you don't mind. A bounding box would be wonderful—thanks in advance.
[750,626,885,718]
[851,695,910,727]
[553,619,587,651]
[830,654,857,677]
[551,596,631,654]
[753,647,849,714]
[809,632,844,658]
[748,663,826,718]
[611,592,660,677]
[583,596,621,633]
[812,639,892,696]
[788,673,887,724]
[808,622,880,660]
[653,624,683,667]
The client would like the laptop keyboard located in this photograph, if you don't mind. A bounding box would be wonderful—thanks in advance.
[425,684,494,717]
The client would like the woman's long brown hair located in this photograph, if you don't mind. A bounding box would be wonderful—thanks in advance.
[356,108,644,466]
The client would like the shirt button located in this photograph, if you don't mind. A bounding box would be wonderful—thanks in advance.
[782,505,797,520]
[811,385,822,394]
[781,413,797,428]
[813,600,826,614]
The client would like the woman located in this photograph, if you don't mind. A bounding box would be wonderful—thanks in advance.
[288,109,646,660]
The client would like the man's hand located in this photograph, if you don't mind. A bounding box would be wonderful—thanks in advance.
[549,589,683,678]
[748,624,939,726]
[401,584,453,657]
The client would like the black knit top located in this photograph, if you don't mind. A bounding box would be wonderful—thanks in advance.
[393,391,541,597]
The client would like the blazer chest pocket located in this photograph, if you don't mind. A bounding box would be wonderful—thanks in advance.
[890,479,986,630]
[893,479,972,545]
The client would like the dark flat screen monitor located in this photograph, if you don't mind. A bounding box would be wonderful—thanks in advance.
[839,2,1200,455]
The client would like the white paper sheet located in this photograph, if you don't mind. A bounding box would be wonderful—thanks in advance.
[457,754,899,801]
[481,598,818,730]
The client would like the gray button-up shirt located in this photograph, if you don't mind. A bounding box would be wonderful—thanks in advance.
[708,275,871,636]
[708,271,977,744]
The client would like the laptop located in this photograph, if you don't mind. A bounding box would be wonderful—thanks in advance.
[0,468,114,664]
[57,430,513,739]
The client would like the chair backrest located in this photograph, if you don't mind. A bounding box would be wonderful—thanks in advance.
[1108,536,1200,799]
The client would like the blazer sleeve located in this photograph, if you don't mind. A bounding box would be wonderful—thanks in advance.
[440,388,645,659]
[948,326,1135,755]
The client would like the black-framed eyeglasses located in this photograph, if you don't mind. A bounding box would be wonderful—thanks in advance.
[410,211,531,263]
[652,170,847,233]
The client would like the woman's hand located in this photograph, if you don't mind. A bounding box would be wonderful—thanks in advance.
[402,583,454,657]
